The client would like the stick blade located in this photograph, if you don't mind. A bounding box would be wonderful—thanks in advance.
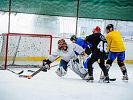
[109,78,116,81]
[17,70,24,74]
[19,75,33,79]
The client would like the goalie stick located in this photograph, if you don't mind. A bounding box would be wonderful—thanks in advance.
[7,69,24,75]
[19,67,45,79]
[27,64,59,73]
[19,64,59,79]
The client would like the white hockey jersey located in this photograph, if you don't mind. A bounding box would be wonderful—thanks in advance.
[48,43,84,62]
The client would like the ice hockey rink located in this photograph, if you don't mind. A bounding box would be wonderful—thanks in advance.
[0,63,133,100]
[1,0,133,100]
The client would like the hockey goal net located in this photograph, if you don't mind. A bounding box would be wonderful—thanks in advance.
[0,33,52,69]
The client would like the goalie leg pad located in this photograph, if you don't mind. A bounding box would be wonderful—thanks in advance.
[68,60,88,79]
[73,60,87,74]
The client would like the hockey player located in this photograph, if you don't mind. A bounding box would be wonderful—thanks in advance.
[70,35,92,55]
[43,39,85,77]
[69,35,93,78]
[70,35,93,68]
[84,26,109,82]
[105,24,128,80]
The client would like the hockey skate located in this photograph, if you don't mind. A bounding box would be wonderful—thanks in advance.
[122,75,128,80]
[99,75,116,82]
[86,76,94,82]
[99,71,116,82]
[100,75,105,80]
[103,76,110,83]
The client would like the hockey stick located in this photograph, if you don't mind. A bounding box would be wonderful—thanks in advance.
[19,64,59,79]
[27,64,59,73]
[7,69,24,75]
[109,78,116,81]
[99,71,116,81]
[19,67,46,79]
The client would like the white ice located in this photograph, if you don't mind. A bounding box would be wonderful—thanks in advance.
[0,63,133,100]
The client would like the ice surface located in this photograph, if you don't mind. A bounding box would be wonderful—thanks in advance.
[0,63,133,100]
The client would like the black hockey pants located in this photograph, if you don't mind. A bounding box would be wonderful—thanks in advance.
[87,50,108,77]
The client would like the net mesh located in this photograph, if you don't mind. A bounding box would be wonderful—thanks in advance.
[0,33,52,69]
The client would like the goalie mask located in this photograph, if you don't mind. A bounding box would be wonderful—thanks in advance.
[58,39,68,51]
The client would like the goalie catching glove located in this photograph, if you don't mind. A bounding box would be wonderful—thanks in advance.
[42,59,52,72]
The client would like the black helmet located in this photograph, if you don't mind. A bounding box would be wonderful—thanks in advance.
[70,35,77,41]
[106,24,114,30]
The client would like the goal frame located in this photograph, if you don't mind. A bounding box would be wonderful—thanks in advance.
[1,33,52,69]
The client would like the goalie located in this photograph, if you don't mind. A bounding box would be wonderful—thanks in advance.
[43,39,88,78]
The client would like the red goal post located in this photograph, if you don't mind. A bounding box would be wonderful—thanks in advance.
[0,33,52,69]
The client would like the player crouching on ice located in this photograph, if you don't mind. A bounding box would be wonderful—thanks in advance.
[43,39,88,78]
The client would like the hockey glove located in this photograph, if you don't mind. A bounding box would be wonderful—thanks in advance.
[42,59,52,71]
[43,59,52,65]
[85,47,92,55]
